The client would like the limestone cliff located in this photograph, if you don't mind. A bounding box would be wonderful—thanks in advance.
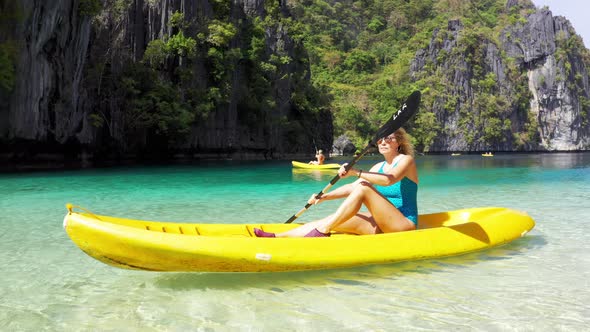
[410,1,590,151]
[0,0,332,166]
[2,0,590,170]
[1,0,93,145]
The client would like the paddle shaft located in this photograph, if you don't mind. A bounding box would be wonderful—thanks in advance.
[313,138,318,154]
[284,144,372,224]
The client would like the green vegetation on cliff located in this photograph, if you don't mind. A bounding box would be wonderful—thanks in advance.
[288,0,431,148]
[83,0,590,153]
[287,0,589,150]
[87,0,329,153]
[0,3,23,93]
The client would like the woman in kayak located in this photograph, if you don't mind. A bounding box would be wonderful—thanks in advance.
[255,128,418,238]
[309,149,325,165]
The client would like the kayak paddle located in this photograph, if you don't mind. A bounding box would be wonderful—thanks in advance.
[285,90,421,224]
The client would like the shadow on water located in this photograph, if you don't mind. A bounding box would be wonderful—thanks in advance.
[152,235,546,291]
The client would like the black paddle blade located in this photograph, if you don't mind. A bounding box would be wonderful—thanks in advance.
[371,90,421,145]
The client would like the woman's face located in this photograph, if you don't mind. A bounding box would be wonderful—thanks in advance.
[377,134,398,154]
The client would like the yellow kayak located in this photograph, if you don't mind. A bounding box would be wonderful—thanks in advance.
[291,161,341,169]
[63,204,535,272]
[482,153,494,157]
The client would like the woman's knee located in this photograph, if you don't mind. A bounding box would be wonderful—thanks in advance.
[352,181,373,194]
[348,183,368,201]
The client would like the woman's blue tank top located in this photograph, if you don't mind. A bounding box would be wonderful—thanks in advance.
[374,160,418,225]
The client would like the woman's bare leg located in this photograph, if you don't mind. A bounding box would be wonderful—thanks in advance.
[276,181,414,238]
[332,212,380,235]
[275,217,329,238]
[275,183,368,237]
[316,181,415,234]
[277,213,379,237]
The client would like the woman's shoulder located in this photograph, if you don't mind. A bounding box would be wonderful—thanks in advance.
[394,154,415,169]
[400,154,415,163]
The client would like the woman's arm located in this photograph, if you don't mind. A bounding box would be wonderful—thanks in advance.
[310,161,381,204]
[349,156,415,186]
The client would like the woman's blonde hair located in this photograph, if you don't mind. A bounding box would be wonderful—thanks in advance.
[393,128,414,157]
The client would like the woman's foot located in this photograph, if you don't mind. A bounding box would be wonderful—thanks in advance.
[254,228,276,238]
[304,228,331,237]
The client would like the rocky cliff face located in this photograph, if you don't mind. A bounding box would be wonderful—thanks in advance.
[1,0,93,144]
[0,0,332,166]
[519,15,590,150]
[410,1,590,151]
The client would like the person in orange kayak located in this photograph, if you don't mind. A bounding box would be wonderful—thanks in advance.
[309,149,325,165]
[255,128,418,238]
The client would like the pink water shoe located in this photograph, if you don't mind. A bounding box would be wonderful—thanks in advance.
[254,228,276,238]
[304,228,331,237]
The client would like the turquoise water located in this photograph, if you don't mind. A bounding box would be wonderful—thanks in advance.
[1,153,589,331]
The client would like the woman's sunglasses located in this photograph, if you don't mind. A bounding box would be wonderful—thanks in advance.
[377,135,396,144]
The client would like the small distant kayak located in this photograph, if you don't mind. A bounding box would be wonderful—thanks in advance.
[291,161,341,169]
[451,153,461,156]
[63,205,535,272]
[482,153,494,157]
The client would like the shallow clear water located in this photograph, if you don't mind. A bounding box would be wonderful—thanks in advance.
[1,153,589,331]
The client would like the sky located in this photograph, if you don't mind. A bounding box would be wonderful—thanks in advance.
[532,0,590,48]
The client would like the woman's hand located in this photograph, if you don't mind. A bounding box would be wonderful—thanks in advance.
[339,163,356,178]
[308,193,323,205]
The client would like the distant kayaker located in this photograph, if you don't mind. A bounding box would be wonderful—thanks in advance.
[309,149,325,165]
[255,128,418,238]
